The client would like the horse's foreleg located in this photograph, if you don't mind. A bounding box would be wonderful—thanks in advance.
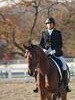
[46,92,52,100]
[62,93,67,100]
[39,88,47,100]
[33,71,38,92]
[39,74,46,100]
[52,93,58,100]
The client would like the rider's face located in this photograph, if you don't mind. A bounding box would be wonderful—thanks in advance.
[46,23,54,30]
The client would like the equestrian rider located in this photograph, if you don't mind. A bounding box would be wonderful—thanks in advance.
[39,17,71,92]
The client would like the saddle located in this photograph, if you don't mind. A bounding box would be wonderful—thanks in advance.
[48,55,63,80]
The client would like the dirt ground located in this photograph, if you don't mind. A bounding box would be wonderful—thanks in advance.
[0,78,75,100]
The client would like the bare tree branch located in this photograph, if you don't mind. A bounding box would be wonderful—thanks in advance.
[13,42,25,53]
[0,12,6,21]
[30,0,41,36]
[11,52,24,57]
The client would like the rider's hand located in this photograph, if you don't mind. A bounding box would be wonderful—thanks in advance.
[49,50,56,55]
[43,49,49,55]
[43,49,47,52]
[43,48,56,55]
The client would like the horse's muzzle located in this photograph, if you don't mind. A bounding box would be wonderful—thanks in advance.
[28,70,33,76]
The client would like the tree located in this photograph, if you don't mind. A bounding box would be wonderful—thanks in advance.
[0,0,75,57]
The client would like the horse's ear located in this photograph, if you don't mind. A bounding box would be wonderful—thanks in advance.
[23,43,34,50]
[23,39,32,50]
[31,44,34,48]
[23,44,29,50]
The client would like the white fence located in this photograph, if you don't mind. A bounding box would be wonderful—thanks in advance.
[0,58,75,81]
[0,60,35,82]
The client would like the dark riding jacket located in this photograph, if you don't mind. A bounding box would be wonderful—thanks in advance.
[40,29,63,57]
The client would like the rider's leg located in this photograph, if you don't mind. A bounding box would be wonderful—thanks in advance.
[62,70,71,92]
[56,56,71,92]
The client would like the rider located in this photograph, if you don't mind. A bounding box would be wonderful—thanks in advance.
[39,17,71,92]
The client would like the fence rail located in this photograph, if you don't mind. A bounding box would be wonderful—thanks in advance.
[0,59,75,81]
[0,63,35,82]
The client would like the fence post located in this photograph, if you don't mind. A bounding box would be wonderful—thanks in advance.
[8,66,12,80]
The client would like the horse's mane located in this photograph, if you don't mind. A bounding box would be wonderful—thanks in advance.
[33,45,49,62]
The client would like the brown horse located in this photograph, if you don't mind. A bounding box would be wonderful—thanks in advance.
[24,44,67,100]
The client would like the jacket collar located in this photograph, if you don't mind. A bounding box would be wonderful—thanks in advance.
[46,28,56,36]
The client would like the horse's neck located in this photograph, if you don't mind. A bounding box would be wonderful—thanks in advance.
[38,50,51,75]
[35,46,55,75]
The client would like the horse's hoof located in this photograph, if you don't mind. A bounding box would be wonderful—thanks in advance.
[33,87,38,93]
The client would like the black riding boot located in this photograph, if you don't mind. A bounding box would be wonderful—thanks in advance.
[62,70,71,92]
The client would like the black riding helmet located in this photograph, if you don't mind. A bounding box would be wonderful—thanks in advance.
[45,17,55,25]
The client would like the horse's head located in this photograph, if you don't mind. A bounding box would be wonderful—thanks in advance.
[24,44,38,76]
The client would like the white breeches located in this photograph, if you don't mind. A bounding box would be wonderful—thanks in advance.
[56,56,67,70]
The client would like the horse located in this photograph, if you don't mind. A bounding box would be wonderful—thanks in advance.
[24,44,67,100]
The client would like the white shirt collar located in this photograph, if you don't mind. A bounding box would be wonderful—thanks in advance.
[48,29,53,35]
